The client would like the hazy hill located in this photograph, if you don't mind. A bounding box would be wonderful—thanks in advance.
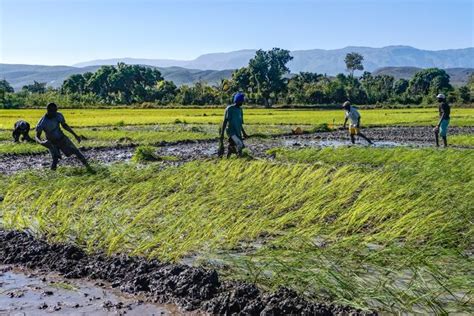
[0,64,102,90]
[0,64,233,91]
[74,46,474,74]
[2,45,473,90]
[373,67,474,86]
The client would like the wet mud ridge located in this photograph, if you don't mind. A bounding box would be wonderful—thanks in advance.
[0,230,376,315]
[1,126,472,175]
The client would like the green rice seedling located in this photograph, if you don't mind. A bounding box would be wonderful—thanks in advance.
[450,134,474,146]
[132,145,159,162]
[0,147,472,313]
[1,108,473,129]
[131,145,178,163]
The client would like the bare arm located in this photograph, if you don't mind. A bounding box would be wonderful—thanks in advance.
[61,122,81,142]
[35,129,46,144]
[242,126,248,138]
[220,119,228,144]
[12,129,19,142]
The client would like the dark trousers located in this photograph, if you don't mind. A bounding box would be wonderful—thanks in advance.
[42,137,88,169]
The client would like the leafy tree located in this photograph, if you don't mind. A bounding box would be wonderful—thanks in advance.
[468,74,474,90]
[62,74,86,94]
[61,63,163,104]
[247,48,293,107]
[360,72,394,103]
[230,67,252,93]
[393,78,409,95]
[0,79,14,93]
[287,72,323,104]
[326,77,347,103]
[408,68,451,97]
[344,52,364,77]
[22,81,47,94]
[155,80,177,104]
[458,86,470,103]
[303,82,326,104]
[86,66,116,100]
[345,75,367,104]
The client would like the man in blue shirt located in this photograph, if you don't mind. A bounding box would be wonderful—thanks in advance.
[35,103,90,170]
[218,92,248,157]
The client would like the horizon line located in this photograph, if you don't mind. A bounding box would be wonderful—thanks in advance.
[1,45,473,67]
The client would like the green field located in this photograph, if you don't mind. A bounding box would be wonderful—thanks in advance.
[1,107,474,129]
[0,123,305,155]
[1,107,473,155]
[0,107,473,313]
[1,146,472,313]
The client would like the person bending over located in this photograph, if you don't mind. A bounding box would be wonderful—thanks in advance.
[12,120,34,143]
[342,101,373,145]
[35,102,91,170]
[219,92,248,157]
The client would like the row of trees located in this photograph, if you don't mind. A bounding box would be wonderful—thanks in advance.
[1,49,472,108]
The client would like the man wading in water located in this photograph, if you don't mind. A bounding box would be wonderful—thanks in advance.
[218,92,248,157]
[434,93,450,147]
[35,103,91,170]
[342,101,373,145]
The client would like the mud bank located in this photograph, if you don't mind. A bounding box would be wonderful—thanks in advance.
[1,126,472,174]
[0,230,375,315]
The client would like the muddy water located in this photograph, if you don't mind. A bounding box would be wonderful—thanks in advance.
[0,265,181,315]
[0,126,472,175]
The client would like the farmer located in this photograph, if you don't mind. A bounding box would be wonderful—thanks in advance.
[12,120,34,143]
[342,101,373,145]
[218,92,248,157]
[434,93,450,147]
[35,102,91,170]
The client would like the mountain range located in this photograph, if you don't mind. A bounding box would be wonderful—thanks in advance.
[1,46,473,90]
[0,64,234,90]
[74,46,474,74]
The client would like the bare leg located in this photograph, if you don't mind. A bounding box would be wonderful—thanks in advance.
[350,134,355,144]
[357,132,373,145]
[50,148,60,170]
[227,143,236,158]
[75,150,90,167]
[22,132,35,143]
[13,131,20,142]
[442,136,447,147]
[70,146,92,171]
[41,142,60,170]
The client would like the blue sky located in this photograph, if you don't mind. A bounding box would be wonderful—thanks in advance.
[0,0,473,65]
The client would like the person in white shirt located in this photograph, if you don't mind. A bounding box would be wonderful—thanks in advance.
[342,101,373,145]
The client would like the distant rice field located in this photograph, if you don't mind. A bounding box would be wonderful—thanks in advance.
[1,107,473,129]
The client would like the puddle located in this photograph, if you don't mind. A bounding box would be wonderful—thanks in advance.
[0,265,181,315]
[1,126,472,175]
[282,139,423,148]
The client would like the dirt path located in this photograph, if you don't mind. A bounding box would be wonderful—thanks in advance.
[0,230,374,315]
[0,265,179,315]
[0,126,472,174]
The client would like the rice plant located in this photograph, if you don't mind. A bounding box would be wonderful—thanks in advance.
[1,146,472,313]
